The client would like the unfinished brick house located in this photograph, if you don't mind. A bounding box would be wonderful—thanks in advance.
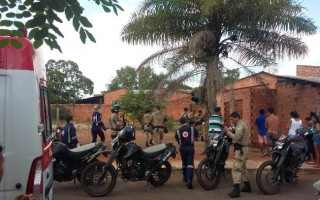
[54,88,198,122]
[218,65,320,145]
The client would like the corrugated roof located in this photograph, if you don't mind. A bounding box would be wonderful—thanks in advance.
[75,95,104,104]
[276,75,320,85]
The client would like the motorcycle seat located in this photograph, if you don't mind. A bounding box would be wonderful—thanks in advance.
[142,144,167,158]
[54,142,99,158]
[70,143,97,152]
[291,141,307,151]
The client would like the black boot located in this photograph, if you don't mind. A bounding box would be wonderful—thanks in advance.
[241,181,252,193]
[187,180,193,189]
[228,184,240,198]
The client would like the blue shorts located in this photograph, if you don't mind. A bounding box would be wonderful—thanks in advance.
[314,135,320,145]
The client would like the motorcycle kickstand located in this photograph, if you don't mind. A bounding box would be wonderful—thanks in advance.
[147,180,150,193]
[73,178,76,191]
[294,177,301,188]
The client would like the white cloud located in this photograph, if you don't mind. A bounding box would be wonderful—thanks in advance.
[277,33,320,76]
[42,2,161,94]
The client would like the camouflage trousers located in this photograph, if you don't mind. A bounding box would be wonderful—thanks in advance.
[153,128,164,144]
[232,147,249,184]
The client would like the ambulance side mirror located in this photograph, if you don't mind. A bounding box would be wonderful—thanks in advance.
[38,124,44,133]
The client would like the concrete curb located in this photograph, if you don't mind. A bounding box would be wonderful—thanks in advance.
[171,167,320,175]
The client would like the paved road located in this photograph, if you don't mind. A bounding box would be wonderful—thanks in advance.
[53,173,319,200]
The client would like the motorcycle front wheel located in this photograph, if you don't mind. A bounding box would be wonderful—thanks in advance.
[196,158,221,190]
[148,161,172,186]
[81,161,117,197]
[256,160,282,195]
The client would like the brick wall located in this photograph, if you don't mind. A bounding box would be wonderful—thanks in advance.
[165,97,205,120]
[226,72,278,90]
[276,82,320,133]
[217,85,277,145]
[164,91,191,102]
[51,104,112,122]
[218,88,251,125]
[249,87,277,145]
[103,88,127,106]
[297,65,320,78]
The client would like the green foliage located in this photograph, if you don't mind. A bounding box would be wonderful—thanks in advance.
[223,68,240,85]
[121,0,317,114]
[51,105,70,121]
[118,90,166,125]
[46,59,94,103]
[107,66,137,91]
[106,66,165,92]
[166,117,178,132]
[0,0,123,51]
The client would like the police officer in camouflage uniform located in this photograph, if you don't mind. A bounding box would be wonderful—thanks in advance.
[195,110,205,141]
[143,109,154,147]
[149,106,167,144]
[224,112,251,198]
[110,108,124,139]
[181,107,190,124]
[188,110,196,127]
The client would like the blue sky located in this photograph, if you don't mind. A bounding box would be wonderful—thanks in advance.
[303,0,320,26]
[42,0,320,93]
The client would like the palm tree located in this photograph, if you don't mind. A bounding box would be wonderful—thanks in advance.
[121,0,317,114]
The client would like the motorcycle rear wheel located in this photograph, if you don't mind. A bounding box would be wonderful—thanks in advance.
[196,158,221,190]
[81,161,117,197]
[148,161,172,186]
[256,160,282,195]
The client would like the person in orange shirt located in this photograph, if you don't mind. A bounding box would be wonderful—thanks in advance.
[265,107,280,148]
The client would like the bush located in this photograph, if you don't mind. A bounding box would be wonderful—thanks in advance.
[51,105,71,122]
[167,117,179,132]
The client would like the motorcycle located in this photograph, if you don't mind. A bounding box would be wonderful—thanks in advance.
[256,127,313,195]
[197,131,231,190]
[81,126,176,197]
[53,141,107,184]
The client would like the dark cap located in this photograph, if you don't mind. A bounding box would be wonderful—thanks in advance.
[180,117,188,124]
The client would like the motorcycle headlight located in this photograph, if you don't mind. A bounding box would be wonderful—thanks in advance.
[210,139,218,147]
[275,141,284,149]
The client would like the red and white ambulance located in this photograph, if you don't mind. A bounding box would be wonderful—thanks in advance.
[0,37,53,200]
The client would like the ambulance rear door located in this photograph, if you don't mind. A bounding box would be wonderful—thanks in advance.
[0,47,6,200]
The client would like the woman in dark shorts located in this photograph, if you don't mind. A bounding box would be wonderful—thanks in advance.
[311,112,320,168]
[305,117,315,164]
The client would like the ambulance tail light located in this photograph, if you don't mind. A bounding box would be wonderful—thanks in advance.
[26,156,42,200]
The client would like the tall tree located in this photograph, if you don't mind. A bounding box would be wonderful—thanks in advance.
[118,90,165,126]
[0,0,123,51]
[46,59,94,103]
[106,66,165,92]
[121,0,316,114]
[107,66,137,91]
